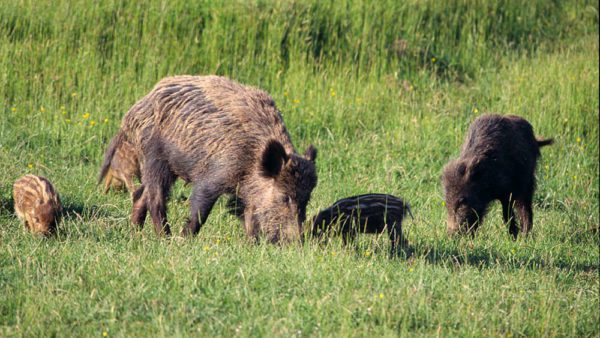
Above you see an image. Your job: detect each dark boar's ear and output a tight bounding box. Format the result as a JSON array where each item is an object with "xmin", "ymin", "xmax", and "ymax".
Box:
[
  {"xmin": 304, "ymin": 145, "xmax": 317, "ymax": 163},
  {"xmin": 466, "ymin": 157, "xmax": 483, "ymax": 179},
  {"xmin": 261, "ymin": 140, "xmax": 289, "ymax": 178},
  {"xmin": 457, "ymin": 161, "xmax": 466, "ymax": 176}
]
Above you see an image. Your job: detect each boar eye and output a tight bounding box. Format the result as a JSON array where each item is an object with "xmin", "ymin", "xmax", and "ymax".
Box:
[{"xmin": 458, "ymin": 197, "xmax": 466, "ymax": 205}]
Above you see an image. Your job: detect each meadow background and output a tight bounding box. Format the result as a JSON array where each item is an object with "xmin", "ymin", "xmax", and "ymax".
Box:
[{"xmin": 0, "ymin": 0, "xmax": 598, "ymax": 336}]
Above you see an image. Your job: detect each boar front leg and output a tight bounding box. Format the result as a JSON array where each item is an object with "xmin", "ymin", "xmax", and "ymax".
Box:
[
  {"xmin": 243, "ymin": 205, "xmax": 259, "ymax": 242},
  {"xmin": 182, "ymin": 182, "xmax": 220, "ymax": 237}
]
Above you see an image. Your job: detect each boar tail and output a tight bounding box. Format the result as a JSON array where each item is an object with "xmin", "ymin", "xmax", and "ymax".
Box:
[
  {"xmin": 405, "ymin": 202, "xmax": 414, "ymax": 221},
  {"xmin": 98, "ymin": 130, "xmax": 125, "ymax": 185},
  {"xmin": 537, "ymin": 138, "xmax": 554, "ymax": 148}
]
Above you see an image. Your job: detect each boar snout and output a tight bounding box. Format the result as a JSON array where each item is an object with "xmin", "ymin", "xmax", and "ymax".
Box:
[{"xmin": 447, "ymin": 216, "xmax": 461, "ymax": 236}]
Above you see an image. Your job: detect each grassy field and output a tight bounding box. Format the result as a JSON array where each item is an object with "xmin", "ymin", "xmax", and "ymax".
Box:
[{"xmin": 0, "ymin": 0, "xmax": 598, "ymax": 336}]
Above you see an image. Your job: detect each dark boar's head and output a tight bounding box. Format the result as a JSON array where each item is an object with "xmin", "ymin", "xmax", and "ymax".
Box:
[{"xmin": 442, "ymin": 157, "xmax": 489, "ymax": 235}]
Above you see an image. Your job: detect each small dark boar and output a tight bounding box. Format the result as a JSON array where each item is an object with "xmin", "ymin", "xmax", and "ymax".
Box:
[
  {"xmin": 99, "ymin": 139, "xmax": 140, "ymax": 194},
  {"xmin": 13, "ymin": 174, "xmax": 62, "ymax": 236},
  {"xmin": 100, "ymin": 76, "xmax": 318, "ymax": 243},
  {"xmin": 310, "ymin": 194, "xmax": 412, "ymax": 255},
  {"xmin": 442, "ymin": 114, "xmax": 553, "ymax": 238}
]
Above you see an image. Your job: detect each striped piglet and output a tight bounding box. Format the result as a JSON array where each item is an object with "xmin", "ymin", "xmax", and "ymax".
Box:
[
  {"xmin": 310, "ymin": 193, "xmax": 412, "ymax": 255},
  {"xmin": 100, "ymin": 139, "xmax": 141, "ymax": 194},
  {"xmin": 13, "ymin": 174, "xmax": 62, "ymax": 236}
]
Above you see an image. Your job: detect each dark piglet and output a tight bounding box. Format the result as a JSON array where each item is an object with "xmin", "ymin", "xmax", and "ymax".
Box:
[
  {"xmin": 442, "ymin": 114, "xmax": 553, "ymax": 238},
  {"xmin": 310, "ymin": 193, "xmax": 412, "ymax": 256},
  {"xmin": 100, "ymin": 75, "xmax": 317, "ymax": 243}
]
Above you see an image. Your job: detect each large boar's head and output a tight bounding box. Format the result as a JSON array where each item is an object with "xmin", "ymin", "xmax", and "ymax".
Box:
[{"xmin": 245, "ymin": 140, "xmax": 317, "ymax": 244}]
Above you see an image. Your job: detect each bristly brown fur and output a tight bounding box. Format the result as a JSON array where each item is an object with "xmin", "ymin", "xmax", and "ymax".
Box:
[
  {"xmin": 442, "ymin": 114, "xmax": 553, "ymax": 238},
  {"xmin": 13, "ymin": 174, "xmax": 62, "ymax": 236},
  {"xmin": 106, "ymin": 75, "xmax": 318, "ymax": 242}
]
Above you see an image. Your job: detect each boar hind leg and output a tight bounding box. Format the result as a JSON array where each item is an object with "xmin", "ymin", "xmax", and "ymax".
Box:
[
  {"xmin": 144, "ymin": 159, "xmax": 176, "ymax": 236},
  {"xmin": 388, "ymin": 223, "xmax": 409, "ymax": 257},
  {"xmin": 501, "ymin": 197, "xmax": 519, "ymax": 239},
  {"xmin": 181, "ymin": 182, "xmax": 220, "ymax": 237},
  {"xmin": 103, "ymin": 171, "xmax": 113, "ymax": 194},
  {"xmin": 515, "ymin": 197, "xmax": 533, "ymax": 236},
  {"xmin": 131, "ymin": 185, "xmax": 148, "ymax": 229}
]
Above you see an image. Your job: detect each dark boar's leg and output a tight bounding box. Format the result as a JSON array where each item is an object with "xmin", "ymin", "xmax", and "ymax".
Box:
[
  {"xmin": 143, "ymin": 156, "xmax": 175, "ymax": 236},
  {"xmin": 181, "ymin": 182, "xmax": 220, "ymax": 237},
  {"xmin": 131, "ymin": 185, "xmax": 147, "ymax": 229},
  {"xmin": 501, "ymin": 197, "xmax": 519, "ymax": 239},
  {"xmin": 515, "ymin": 196, "xmax": 533, "ymax": 236},
  {"xmin": 389, "ymin": 222, "xmax": 409, "ymax": 257}
]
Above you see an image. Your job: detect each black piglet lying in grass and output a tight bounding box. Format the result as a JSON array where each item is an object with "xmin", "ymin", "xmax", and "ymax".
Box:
[{"xmin": 309, "ymin": 194, "xmax": 413, "ymax": 256}]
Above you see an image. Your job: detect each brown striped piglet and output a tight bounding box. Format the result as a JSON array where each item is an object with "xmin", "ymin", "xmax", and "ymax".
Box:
[{"xmin": 13, "ymin": 174, "xmax": 62, "ymax": 236}]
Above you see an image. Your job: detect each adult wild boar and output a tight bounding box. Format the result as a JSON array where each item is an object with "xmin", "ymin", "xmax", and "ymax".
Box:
[
  {"xmin": 100, "ymin": 76, "xmax": 317, "ymax": 243},
  {"xmin": 442, "ymin": 114, "xmax": 553, "ymax": 238}
]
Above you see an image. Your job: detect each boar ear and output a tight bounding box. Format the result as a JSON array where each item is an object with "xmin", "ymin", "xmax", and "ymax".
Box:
[
  {"xmin": 456, "ymin": 161, "xmax": 466, "ymax": 177},
  {"xmin": 261, "ymin": 140, "xmax": 289, "ymax": 178},
  {"xmin": 466, "ymin": 157, "xmax": 483, "ymax": 179},
  {"xmin": 304, "ymin": 145, "xmax": 317, "ymax": 163}
]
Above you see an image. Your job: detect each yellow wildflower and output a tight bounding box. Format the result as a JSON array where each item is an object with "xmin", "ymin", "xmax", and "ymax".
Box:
[
  {"xmin": 66, "ymin": 119, "xmax": 71, "ymax": 123},
  {"xmin": 576, "ymin": 137, "xmax": 581, "ymax": 143},
  {"xmin": 83, "ymin": 113, "xmax": 90, "ymax": 119},
  {"xmin": 473, "ymin": 108, "xmax": 479, "ymax": 113},
  {"xmin": 11, "ymin": 107, "xmax": 16, "ymax": 112},
  {"xmin": 293, "ymin": 99, "xmax": 300, "ymax": 104},
  {"xmin": 379, "ymin": 293, "xmax": 384, "ymax": 299},
  {"xmin": 27, "ymin": 163, "xmax": 33, "ymax": 169},
  {"xmin": 284, "ymin": 91, "xmax": 288, "ymax": 97},
  {"xmin": 102, "ymin": 331, "xmax": 108, "ymax": 337},
  {"xmin": 431, "ymin": 57, "xmax": 437, "ymax": 63},
  {"xmin": 330, "ymin": 90, "xmax": 336, "ymax": 97},
  {"xmin": 40, "ymin": 106, "xmax": 45, "ymax": 112},
  {"xmin": 90, "ymin": 120, "xmax": 96, "ymax": 126},
  {"xmin": 71, "ymin": 92, "xmax": 77, "ymax": 97}
]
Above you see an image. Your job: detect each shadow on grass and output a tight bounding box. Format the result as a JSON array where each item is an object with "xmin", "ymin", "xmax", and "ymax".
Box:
[
  {"xmin": 61, "ymin": 202, "xmax": 113, "ymax": 221},
  {"xmin": 0, "ymin": 197, "xmax": 14, "ymax": 214},
  {"xmin": 419, "ymin": 244, "xmax": 598, "ymax": 273}
]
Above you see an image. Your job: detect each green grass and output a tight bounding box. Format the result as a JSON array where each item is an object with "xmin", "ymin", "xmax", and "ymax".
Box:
[{"xmin": 0, "ymin": 0, "xmax": 598, "ymax": 336}]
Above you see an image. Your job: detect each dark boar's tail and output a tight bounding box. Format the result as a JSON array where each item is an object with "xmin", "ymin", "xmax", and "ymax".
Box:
[
  {"xmin": 537, "ymin": 138, "xmax": 554, "ymax": 148},
  {"xmin": 405, "ymin": 202, "xmax": 414, "ymax": 220},
  {"xmin": 98, "ymin": 130, "xmax": 125, "ymax": 185}
]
